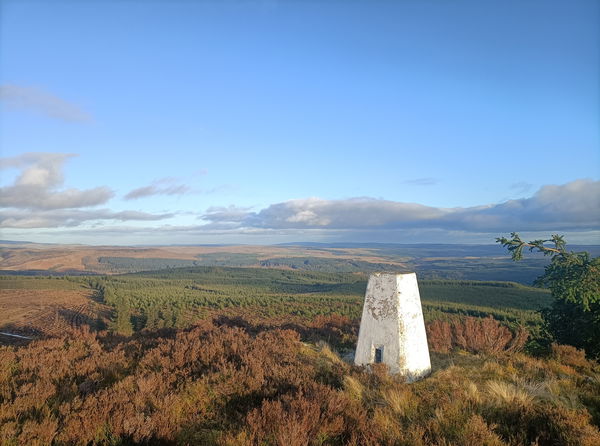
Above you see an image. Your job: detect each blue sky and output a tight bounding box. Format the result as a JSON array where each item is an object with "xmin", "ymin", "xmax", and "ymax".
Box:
[{"xmin": 0, "ymin": 0, "xmax": 598, "ymax": 245}]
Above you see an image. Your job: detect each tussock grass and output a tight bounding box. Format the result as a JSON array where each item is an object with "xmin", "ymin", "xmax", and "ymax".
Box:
[
  {"xmin": 315, "ymin": 340, "xmax": 345, "ymax": 366},
  {"xmin": 464, "ymin": 381, "xmax": 481, "ymax": 404},
  {"xmin": 342, "ymin": 375, "xmax": 364, "ymax": 401},
  {"xmin": 382, "ymin": 387, "xmax": 418, "ymax": 419},
  {"xmin": 486, "ymin": 380, "xmax": 535, "ymax": 407}
]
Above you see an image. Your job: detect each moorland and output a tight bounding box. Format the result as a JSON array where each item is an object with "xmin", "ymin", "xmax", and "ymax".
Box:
[
  {"xmin": 0, "ymin": 242, "xmax": 599, "ymax": 445},
  {"xmin": 5, "ymin": 241, "xmax": 592, "ymax": 282}
]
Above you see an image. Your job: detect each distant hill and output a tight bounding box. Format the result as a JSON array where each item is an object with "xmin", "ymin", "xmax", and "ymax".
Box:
[{"xmin": 0, "ymin": 242, "xmax": 570, "ymax": 284}]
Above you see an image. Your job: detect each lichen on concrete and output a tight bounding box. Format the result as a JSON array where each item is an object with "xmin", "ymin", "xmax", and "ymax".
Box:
[
  {"xmin": 354, "ymin": 272, "xmax": 431, "ymax": 382},
  {"xmin": 365, "ymin": 289, "xmax": 397, "ymax": 321}
]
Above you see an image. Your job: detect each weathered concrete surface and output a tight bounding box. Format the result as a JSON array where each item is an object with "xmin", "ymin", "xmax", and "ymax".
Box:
[{"xmin": 354, "ymin": 272, "xmax": 431, "ymax": 382}]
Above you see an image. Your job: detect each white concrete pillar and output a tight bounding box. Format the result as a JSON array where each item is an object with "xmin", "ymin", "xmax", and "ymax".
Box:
[{"xmin": 354, "ymin": 272, "xmax": 431, "ymax": 382}]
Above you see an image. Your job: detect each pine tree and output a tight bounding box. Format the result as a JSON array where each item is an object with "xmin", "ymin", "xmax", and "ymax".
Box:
[
  {"xmin": 110, "ymin": 292, "xmax": 134, "ymax": 336},
  {"xmin": 497, "ymin": 233, "xmax": 600, "ymax": 358}
]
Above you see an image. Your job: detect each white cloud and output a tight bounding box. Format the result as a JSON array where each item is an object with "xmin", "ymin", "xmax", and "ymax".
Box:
[
  {"xmin": 0, "ymin": 185, "xmax": 114, "ymax": 210},
  {"xmin": 1, "ymin": 152, "xmax": 72, "ymax": 187},
  {"xmin": 0, "ymin": 152, "xmax": 176, "ymax": 228},
  {"xmin": 201, "ymin": 180, "xmax": 600, "ymax": 233},
  {"xmin": 0, "ymin": 209, "xmax": 174, "ymax": 229},
  {"xmin": 242, "ymin": 197, "xmax": 447, "ymax": 229},
  {"xmin": 2, "ymin": 157, "xmax": 597, "ymax": 243},
  {"xmin": 444, "ymin": 179, "xmax": 600, "ymax": 231},
  {"xmin": 0, "ymin": 153, "xmax": 114, "ymax": 210},
  {"xmin": 202, "ymin": 205, "xmax": 252, "ymax": 222},
  {"xmin": 0, "ymin": 84, "xmax": 92, "ymax": 122}
]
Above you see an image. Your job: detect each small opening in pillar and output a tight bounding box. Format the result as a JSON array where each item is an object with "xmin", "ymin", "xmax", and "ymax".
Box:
[{"xmin": 374, "ymin": 346, "xmax": 384, "ymax": 363}]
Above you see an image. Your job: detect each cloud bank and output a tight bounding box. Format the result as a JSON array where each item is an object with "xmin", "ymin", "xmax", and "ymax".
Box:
[
  {"xmin": 1, "ymin": 153, "xmax": 597, "ymax": 243},
  {"xmin": 201, "ymin": 179, "xmax": 600, "ymax": 234},
  {"xmin": 0, "ymin": 84, "xmax": 92, "ymax": 122},
  {"xmin": 0, "ymin": 209, "xmax": 174, "ymax": 229},
  {"xmin": 0, "ymin": 153, "xmax": 174, "ymax": 228}
]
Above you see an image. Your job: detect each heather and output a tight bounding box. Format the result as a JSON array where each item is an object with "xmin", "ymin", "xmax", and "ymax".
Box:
[
  {"xmin": 1, "ymin": 317, "xmax": 599, "ymax": 445},
  {"xmin": 1, "ymin": 265, "xmax": 598, "ymax": 445}
]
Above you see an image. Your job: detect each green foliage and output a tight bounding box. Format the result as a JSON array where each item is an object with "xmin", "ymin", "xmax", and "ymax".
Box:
[
  {"xmin": 497, "ymin": 233, "xmax": 600, "ymax": 310},
  {"xmin": 534, "ymin": 252, "xmax": 599, "ymax": 311},
  {"xmin": 542, "ymin": 300, "xmax": 600, "ymax": 359},
  {"xmin": 497, "ymin": 232, "xmax": 567, "ymax": 261},
  {"xmin": 97, "ymin": 257, "xmax": 201, "ymax": 273},
  {"xmin": 419, "ymin": 280, "xmax": 552, "ymax": 311},
  {"xmin": 498, "ymin": 233, "xmax": 600, "ymax": 358},
  {"xmin": 108, "ymin": 291, "xmax": 134, "ymax": 336},
  {"xmin": 1, "ymin": 267, "xmax": 554, "ymax": 344},
  {"xmin": 73, "ymin": 266, "xmax": 551, "ymax": 337}
]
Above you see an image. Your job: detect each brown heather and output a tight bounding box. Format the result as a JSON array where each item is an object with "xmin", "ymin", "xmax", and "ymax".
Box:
[
  {"xmin": 1, "ymin": 317, "xmax": 599, "ymax": 445},
  {"xmin": 426, "ymin": 315, "xmax": 529, "ymax": 355}
]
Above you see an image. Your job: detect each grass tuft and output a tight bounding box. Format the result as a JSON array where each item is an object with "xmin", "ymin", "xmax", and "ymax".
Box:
[{"xmin": 486, "ymin": 380, "xmax": 535, "ymax": 407}]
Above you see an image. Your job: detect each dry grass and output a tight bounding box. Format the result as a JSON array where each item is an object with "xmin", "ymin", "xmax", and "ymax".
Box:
[
  {"xmin": 486, "ymin": 380, "xmax": 536, "ymax": 407},
  {"xmin": 315, "ymin": 340, "xmax": 345, "ymax": 366},
  {"xmin": 343, "ymin": 375, "xmax": 364, "ymax": 401},
  {"xmin": 382, "ymin": 387, "xmax": 418, "ymax": 419}
]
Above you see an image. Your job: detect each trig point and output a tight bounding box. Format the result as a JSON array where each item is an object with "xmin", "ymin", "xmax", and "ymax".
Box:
[{"xmin": 354, "ymin": 272, "xmax": 431, "ymax": 382}]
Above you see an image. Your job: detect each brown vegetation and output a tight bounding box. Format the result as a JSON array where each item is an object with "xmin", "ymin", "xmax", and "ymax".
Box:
[
  {"xmin": 426, "ymin": 316, "xmax": 529, "ymax": 355},
  {"xmin": 0, "ymin": 244, "xmax": 403, "ymax": 274},
  {"xmin": 0, "ymin": 286, "xmax": 110, "ymax": 343},
  {"xmin": 1, "ymin": 318, "xmax": 598, "ymax": 445}
]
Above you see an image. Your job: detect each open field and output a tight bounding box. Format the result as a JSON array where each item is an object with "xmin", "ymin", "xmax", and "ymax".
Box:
[{"xmin": 0, "ymin": 277, "xmax": 111, "ymax": 343}]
